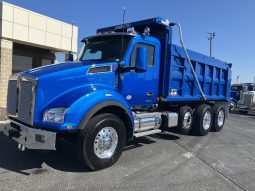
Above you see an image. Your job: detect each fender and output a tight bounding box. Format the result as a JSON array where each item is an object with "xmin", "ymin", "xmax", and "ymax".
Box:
[
  {"xmin": 230, "ymin": 98, "xmax": 237, "ymax": 103},
  {"xmin": 64, "ymin": 89, "xmax": 134, "ymax": 130},
  {"xmin": 34, "ymin": 84, "xmax": 114, "ymax": 127}
]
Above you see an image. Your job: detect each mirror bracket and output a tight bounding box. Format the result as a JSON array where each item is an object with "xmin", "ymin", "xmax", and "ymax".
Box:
[{"xmin": 119, "ymin": 64, "xmax": 135, "ymax": 73}]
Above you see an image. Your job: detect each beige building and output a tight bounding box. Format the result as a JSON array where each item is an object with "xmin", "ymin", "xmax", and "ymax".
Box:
[{"xmin": 0, "ymin": 2, "xmax": 78, "ymax": 109}]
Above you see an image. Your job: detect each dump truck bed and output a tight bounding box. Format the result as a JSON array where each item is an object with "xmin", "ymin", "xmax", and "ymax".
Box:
[{"xmin": 165, "ymin": 44, "xmax": 231, "ymax": 102}]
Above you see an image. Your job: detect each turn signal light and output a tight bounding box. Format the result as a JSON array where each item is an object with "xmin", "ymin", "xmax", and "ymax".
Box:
[{"xmin": 67, "ymin": 126, "xmax": 74, "ymax": 129}]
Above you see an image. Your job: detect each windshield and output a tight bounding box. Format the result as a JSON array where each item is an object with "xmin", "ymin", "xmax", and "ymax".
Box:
[
  {"xmin": 247, "ymin": 84, "xmax": 254, "ymax": 91},
  {"xmin": 79, "ymin": 35, "xmax": 132, "ymax": 62},
  {"xmin": 231, "ymin": 85, "xmax": 243, "ymax": 91},
  {"xmin": 231, "ymin": 84, "xmax": 254, "ymax": 91}
]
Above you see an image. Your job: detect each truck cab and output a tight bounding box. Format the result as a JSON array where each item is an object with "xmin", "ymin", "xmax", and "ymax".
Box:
[
  {"xmin": 230, "ymin": 83, "xmax": 254, "ymax": 111},
  {"xmin": 235, "ymin": 83, "xmax": 255, "ymax": 114},
  {"xmin": 0, "ymin": 17, "xmax": 231, "ymax": 170},
  {"xmin": 79, "ymin": 33, "xmax": 161, "ymax": 108}
]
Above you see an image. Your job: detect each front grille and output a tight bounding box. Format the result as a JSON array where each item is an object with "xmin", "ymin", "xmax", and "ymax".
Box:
[
  {"xmin": 243, "ymin": 94, "xmax": 253, "ymax": 105},
  {"xmin": 6, "ymin": 75, "xmax": 35, "ymax": 125},
  {"xmin": 7, "ymin": 79, "xmax": 18, "ymax": 114},
  {"xmin": 18, "ymin": 81, "xmax": 33, "ymax": 120}
]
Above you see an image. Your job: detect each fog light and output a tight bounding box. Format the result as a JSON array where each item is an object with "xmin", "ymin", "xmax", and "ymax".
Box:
[{"xmin": 67, "ymin": 126, "xmax": 74, "ymax": 129}]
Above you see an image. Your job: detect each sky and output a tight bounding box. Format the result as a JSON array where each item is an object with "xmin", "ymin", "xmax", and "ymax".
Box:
[{"xmin": 3, "ymin": 0, "xmax": 255, "ymax": 83}]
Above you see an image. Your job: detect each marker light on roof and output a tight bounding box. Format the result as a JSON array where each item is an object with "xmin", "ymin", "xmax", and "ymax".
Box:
[
  {"xmin": 160, "ymin": 19, "xmax": 170, "ymax": 26},
  {"xmin": 144, "ymin": 27, "xmax": 150, "ymax": 36}
]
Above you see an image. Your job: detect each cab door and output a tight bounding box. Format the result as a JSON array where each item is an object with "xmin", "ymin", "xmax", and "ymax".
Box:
[{"xmin": 120, "ymin": 39, "xmax": 160, "ymax": 107}]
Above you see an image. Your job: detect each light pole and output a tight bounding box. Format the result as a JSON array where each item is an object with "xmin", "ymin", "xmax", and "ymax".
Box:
[{"xmin": 208, "ymin": 32, "xmax": 216, "ymax": 58}]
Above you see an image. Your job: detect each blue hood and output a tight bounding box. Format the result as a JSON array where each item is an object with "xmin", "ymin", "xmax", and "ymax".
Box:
[
  {"xmin": 23, "ymin": 61, "xmax": 97, "ymax": 78},
  {"xmin": 25, "ymin": 61, "xmax": 117, "ymax": 125}
]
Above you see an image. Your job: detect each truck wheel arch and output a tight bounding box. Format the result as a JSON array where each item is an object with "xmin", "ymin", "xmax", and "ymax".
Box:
[
  {"xmin": 230, "ymin": 98, "xmax": 237, "ymax": 105},
  {"xmin": 78, "ymin": 101, "xmax": 134, "ymax": 142}
]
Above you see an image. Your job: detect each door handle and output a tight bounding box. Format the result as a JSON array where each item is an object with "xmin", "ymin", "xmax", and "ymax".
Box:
[{"xmin": 146, "ymin": 92, "xmax": 154, "ymax": 97}]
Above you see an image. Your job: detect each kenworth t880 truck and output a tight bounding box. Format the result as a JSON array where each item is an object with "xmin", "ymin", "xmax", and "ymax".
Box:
[{"xmin": 0, "ymin": 17, "xmax": 231, "ymax": 170}]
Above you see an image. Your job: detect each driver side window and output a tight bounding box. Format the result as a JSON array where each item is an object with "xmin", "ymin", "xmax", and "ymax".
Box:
[{"xmin": 130, "ymin": 43, "xmax": 155, "ymax": 67}]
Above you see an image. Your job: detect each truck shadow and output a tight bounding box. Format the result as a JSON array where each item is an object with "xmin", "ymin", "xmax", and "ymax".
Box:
[
  {"xmin": 0, "ymin": 132, "xmax": 180, "ymax": 175},
  {"xmin": 231, "ymin": 111, "xmax": 255, "ymax": 117},
  {"xmin": 248, "ymin": 116, "xmax": 255, "ymax": 119},
  {"xmin": 125, "ymin": 133, "xmax": 180, "ymax": 151},
  {"xmin": 0, "ymin": 134, "xmax": 89, "ymax": 175},
  {"xmin": 164, "ymin": 126, "xmax": 198, "ymax": 136}
]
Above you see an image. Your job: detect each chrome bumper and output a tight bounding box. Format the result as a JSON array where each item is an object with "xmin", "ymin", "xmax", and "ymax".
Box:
[
  {"xmin": 238, "ymin": 104, "xmax": 255, "ymax": 111},
  {"xmin": 0, "ymin": 120, "xmax": 56, "ymax": 150}
]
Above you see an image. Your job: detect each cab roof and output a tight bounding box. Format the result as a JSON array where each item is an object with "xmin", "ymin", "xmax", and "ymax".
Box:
[{"xmin": 96, "ymin": 17, "xmax": 171, "ymax": 34}]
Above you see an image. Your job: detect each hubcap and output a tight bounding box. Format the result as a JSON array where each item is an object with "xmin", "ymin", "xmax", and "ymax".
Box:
[
  {"xmin": 183, "ymin": 112, "xmax": 192, "ymax": 129},
  {"xmin": 203, "ymin": 111, "xmax": 211, "ymax": 130},
  {"xmin": 217, "ymin": 109, "xmax": 225, "ymax": 127},
  {"xmin": 94, "ymin": 127, "xmax": 118, "ymax": 159},
  {"xmin": 230, "ymin": 102, "xmax": 235, "ymax": 111}
]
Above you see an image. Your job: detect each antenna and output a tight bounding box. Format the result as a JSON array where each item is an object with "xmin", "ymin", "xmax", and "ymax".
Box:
[
  {"xmin": 117, "ymin": 5, "xmax": 126, "ymax": 92},
  {"xmin": 120, "ymin": 6, "xmax": 126, "ymax": 60},
  {"xmin": 122, "ymin": 6, "xmax": 126, "ymax": 26}
]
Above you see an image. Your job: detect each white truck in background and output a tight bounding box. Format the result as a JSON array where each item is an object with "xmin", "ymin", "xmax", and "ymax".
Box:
[
  {"xmin": 238, "ymin": 91, "xmax": 255, "ymax": 114},
  {"xmin": 238, "ymin": 79, "xmax": 255, "ymax": 114}
]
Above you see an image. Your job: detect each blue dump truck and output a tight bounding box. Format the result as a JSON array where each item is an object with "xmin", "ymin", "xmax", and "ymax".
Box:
[{"xmin": 0, "ymin": 17, "xmax": 231, "ymax": 170}]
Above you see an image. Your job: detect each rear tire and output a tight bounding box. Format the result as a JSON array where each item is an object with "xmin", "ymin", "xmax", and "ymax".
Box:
[
  {"xmin": 212, "ymin": 103, "xmax": 226, "ymax": 132},
  {"xmin": 76, "ymin": 113, "xmax": 126, "ymax": 170},
  {"xmin": 194, "ymin": 104, "xmax": 213, "ymax": 136},
  {"xmin": 177, "ymin": 106, "xmax": 193, "ymax": 135}
]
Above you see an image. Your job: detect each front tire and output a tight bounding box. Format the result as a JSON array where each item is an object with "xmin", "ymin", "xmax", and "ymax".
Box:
[
  {"xmin": 76, "ymin": 113, "xmax": 126, "ymax": 170},
  {"xmin": 194, "ymin": 104, "xmax": 213, "ymax": 136},
  {"xmin": 229, "ymin": 100, "xmax": 236, "ymax": 112}
]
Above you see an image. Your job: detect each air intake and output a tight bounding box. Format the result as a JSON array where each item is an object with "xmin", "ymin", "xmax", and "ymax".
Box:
[{"xmin": 88, "ymin": 66, "xmax": 112, "ymax": 74}]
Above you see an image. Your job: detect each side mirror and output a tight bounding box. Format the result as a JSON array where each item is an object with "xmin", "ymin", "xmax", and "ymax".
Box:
[
  {"xmin": 66, "ymin": 53, "xmax": 74, "ymax": 62},
  {"xmin": 135, "ymin": 47, "xmax": 147, "ymax": 73}
]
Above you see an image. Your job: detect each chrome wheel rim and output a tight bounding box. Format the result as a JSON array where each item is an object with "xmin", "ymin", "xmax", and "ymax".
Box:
[
  {"xmin": 217, "ymin": 109, "xmax": 225, "ymax": 127},
  {"xmin": 94, "ymin": 127, "xmax": 118, "ymax": 159},
  {"xmin": 203, "ymin": 111, "xmax": 211, "ymax": 130},
  {"xmin": 229, "ymin": 102, "xmax": 235, "ymax": 111},
  {"xmin": 183, "ymin": 112, "xmax": 192, "ymax": 129}
]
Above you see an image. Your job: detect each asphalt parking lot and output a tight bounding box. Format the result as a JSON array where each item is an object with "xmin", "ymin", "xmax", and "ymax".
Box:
[{"xmin": 0, "ymin": 113, "xmax": 255, "ymax": 191}]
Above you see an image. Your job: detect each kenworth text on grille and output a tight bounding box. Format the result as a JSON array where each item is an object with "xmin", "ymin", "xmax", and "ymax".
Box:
[{"xmin": 0, "ymin": 17, "xmax": 232, "ymax": 170}]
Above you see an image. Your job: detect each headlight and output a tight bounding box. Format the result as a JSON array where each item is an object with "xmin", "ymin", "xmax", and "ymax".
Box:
[{"xmin": 43, "ymin": 107, "xmax": 68, "ymax": 124}]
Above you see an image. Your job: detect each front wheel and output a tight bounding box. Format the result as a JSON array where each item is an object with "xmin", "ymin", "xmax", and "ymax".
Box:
[
  {"xmin": 229, "ymin": 100, "xmax": 236, "ymax": 112},
  {"xmin": 76, "ymin": 113, "xmax": 126, "ymax": 170}
]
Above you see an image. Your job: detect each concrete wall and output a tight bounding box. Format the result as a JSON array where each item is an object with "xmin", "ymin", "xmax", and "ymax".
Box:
[
  {"xmin": 0, "ymin": 39, "xmax": 12, "ymax": 108},
  {"xmin": 0, "ymin": 2, "xmax": 78, "ymax": 53},
  {"xmin": 0, "ymin": 2, "xmax": 80, "ymax": 109}
]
